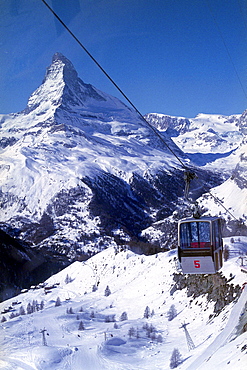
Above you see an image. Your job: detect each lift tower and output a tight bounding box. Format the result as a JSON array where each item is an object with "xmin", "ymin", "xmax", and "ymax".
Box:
[{"xmin": 180, "ymin": 322, "xmax": 195, "ymax": 351}]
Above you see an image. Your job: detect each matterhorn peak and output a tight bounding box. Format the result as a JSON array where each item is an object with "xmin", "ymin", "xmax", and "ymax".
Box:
[
  {"xmin": 52, "ymin": 52, "xmax": 74, "ymax": 66},
  {"xmin": 46, "ymin": 52, "xmax": 78, "ymax": 85},
  {"xmin": 26, "ymin": 53, "xmax": 108, "ymax": 114}
]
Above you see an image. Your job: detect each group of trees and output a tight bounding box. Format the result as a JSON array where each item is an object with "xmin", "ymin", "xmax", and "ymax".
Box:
[
  {"xmin": 105, "ymin": 314, "xmax": 116, "ymax": 323},
  {"xmin": 127, "ymin": 323, "xmax": 163, "ymax": 343},
  {"xmin": 0, "ymin": 290, "xmax": 185, "ymax": 369},
  {"xmin": 65, "ymin": 274, "xmax": 73, "ymax": 284},
  {"xmin": 143, "ymin": 304, "xmax": 177, "ymax": 321},
  {"xmin": 51, "ymin": 291, "xmax": 182, "ymax": 368},
  {"xmin": 143, "ymin": 306, "xmax": 155, "ymax": 319},
  {"xmin": 1, "ymin": 300, "xmax": 45, "ymax": 322}
]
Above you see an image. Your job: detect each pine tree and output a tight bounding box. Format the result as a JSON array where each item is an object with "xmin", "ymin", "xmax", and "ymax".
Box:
[
  {"xmin": 104, "ymin": 285, "xmax": 111, "ymax": 297},
  {"xmin": 65, "ymin": 274, "xmax": 72, "ymax": 284},
  {"xmin": 66, "ymin": 307, "xmax": 74, "ymax": 314},
  {"xmin": 170, "ymin": 348, "xmax": 183, "ymax": 369},
  {"xmin": 146, "ymin": 324, "xmax": 156, "ymax": 338},
  {"xmin": 32, "ymin": 300, "xmax": 37, "ymax": 312},
  {"xmin": 142, "ymin": 323, "xmax": 149, "ymax": 331},
  {"xmin": 128, "ymin": 326, "xmax": 136, "ymax": 338},
  {"xmin": 1, "ymin": 316, "xmax": 7, "ymax": 322},
  {"xmin": 92, "ymin": 284, "xmax": 98, "ymax": 292},
  {"xmin": 157, "ymin": 334, "xmax": 163, "ymax": 343},
  {"xmin": 167, "ymin": 304, "xmax": 177, "ymax": 321},
  {"xmin": 27, "ymin": 302, "xmax": 33, "ymax": 314},
  {"xmin": 120, "ymin": 311, "xmax": 128, "ymax": 321},
  {"xmin": 19, "ymin": 306, "xmax": 26, "ymax": 315},
  {"xmin": 144, "ymin": 306, "xmax": 151, "ymax": 319},
  {"xmin": 136, "ymin": 327, "xmax": 140, "ymax": 339},
  {"xmin": 55, "ymin": 297, "xmax": 61, "ymax": 307},
  {"xmin": 9, "ymin": 312, "xmax": 16, "ymax": 319},
  {"xmin": 78, "ymin": 321, "xmax": 85, "ymax": 330}
]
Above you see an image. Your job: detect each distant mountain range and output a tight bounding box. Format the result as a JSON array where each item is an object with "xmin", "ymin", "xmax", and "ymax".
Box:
[{"xmin": 0, "ymin": 53, "xmax": 246, "ymax": 298}]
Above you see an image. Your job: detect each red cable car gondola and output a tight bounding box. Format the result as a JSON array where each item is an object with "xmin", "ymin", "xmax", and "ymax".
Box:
[{"xmin": 178, "ymin": 216, "xmax": 223, "ymax": 274}]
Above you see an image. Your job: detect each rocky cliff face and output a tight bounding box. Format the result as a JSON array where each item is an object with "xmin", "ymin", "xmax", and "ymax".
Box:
[
  {"xmin": 171, "ymin": 272, "xmax": 241, "ymax": 315},
  {"xmin": 238, "ymin": 109, "xmax": 247, "ymax": 135}
]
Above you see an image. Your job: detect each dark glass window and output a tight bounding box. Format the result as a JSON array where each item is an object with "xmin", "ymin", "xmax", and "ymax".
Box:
[
  {"xmin": 180, "ymin": 221, "xmax": 211, "ymax": 249},
  {"xmin": 212, "ymin": 220, "xmax": 221, "ymax": 249}
]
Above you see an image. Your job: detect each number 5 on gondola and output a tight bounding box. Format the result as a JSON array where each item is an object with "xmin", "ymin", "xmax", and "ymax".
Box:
[{"xmin": 178, "ymin": 217, "xmax": 223, "ymax": 274}]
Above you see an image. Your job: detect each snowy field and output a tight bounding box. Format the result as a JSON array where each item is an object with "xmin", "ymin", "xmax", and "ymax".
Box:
[{"xmin": 0, "ymin": 237, "xmax": 247, "ymax": 370}]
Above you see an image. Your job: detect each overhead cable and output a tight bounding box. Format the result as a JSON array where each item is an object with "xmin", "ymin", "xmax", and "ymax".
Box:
[
  {"xmin": 41, "ymin": 0, "xmax": 187, "ymax": 170},
  {"xmin": 40, "ymin": 0, "xmax": 241, "ymax": 221}
]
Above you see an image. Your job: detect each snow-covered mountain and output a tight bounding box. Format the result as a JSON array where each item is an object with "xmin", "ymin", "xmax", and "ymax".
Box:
[
  {"xmin": 0, "ymin": 53, "xmax": 225, "ymax": 260},
  {"xmin": 1, "ymin": 52, "xmax": 246, "ymax": 301},
  {"xmin": 145, "ymin": 111, "xmax": 246, "ymax": 174},
  {"xmin": 0, "ymin": 238, "xmax": 247, "ymax": 369},
  {"xmin": 1, "ymin": 53, "xmax": 247, "ymax": 369},
  {"xmin": 0, "ymin": 53, "xmax": 182, "ymax": 248},
  {"xmin": 145, "ymin": 112, "xmax": 243, "ymax": 158},
  {"xmin": 144, "ymin": 111, "xmax": 247, "ymax": 240}
]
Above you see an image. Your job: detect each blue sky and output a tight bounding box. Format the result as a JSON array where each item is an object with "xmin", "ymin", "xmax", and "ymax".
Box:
[{"xmin": 1, "ymin": 0, "xmax": 246, "ymax": 117}]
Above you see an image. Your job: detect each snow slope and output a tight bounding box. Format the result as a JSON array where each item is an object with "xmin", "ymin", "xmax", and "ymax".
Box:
[{"xmin": 1, "ymin": 237, "xmax": 247, "ymax": 369}]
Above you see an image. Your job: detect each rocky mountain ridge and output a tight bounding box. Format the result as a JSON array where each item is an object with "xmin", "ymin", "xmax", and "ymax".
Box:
[{"xmin": 145, "ymin": 112, "xmax": 244, "ymax": 156}]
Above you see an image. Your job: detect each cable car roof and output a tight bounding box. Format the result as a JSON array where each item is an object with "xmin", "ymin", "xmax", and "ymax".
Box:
[{"xmin": 179, "ymin": 216, "xmax": 221, "ymax": 224}]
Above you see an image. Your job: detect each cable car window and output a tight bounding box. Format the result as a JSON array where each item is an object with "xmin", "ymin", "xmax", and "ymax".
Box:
[
  {"xmin": 213, "ymin": 220, "xmax": 220, "ymax": 249},
  {"xmin": 180, "ymin": 221, "xmax": 211, "ymax": 249}
]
